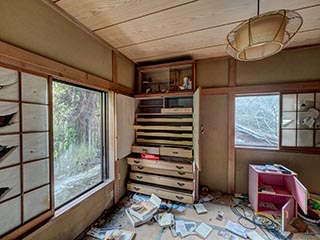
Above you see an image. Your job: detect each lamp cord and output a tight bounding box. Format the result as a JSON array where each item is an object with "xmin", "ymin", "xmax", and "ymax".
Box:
[{"xmin": 257, "ymin": 0, "xmax": 260, "ymax": 15}]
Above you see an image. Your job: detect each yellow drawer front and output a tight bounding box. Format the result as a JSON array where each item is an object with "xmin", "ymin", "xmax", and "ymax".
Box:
[
  {"xmin": 131, "ymin": 165, "xmax": 194, "ymax": 179},
  {"xmin": 131, "ymin": 145, "xmax": 159, "ymax": 155},
  {"xmin": 127, "ymin": 157, "xmax": 193, "ymax": 173},
  {"xmin": 130, "ymin": 172, "xmax": 194, "ymax": 190},
  {"xmin": 127, "ymin": 182, "xmax": 193, "ymax": 204},
  {"xmin": 160, "ymin": 147, "xmax": 192, "ymax": 158}
]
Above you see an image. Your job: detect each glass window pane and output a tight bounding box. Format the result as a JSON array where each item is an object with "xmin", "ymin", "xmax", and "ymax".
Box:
[
  {"xmin": 297, "ymin": 111, "xmax": 316, "ymax": 129},
  {"xmin": 53, "ymin": 81, "xmax": 103, "ymax": 208},
  {"xmin": 316, "ymin": 130, "xmax": 320, "ymax": 147},
  {"xmin": 282, "ymin": 130, "xmax": 296, "ymax": 146},
  {"xmin": 316, "ymin": 93, "xmax": 320, "ymax": 109},
  {"xmin": 282, "ymin": 112, "xmax": 296, "ymax": 129},
  {"xmin": 297, "ymin": 93, "xmax": 314, "ymax": 111},
  {"xmin": 282, "ymin": 94, "xmax": 296, "ymax": 111},
  {"xmin": 235, "ymin": 95, "xmax": 279, "ymax": 148},
  {"xmin": 297, "ymin": 130, "xmax": 313, "ymax": 147}
]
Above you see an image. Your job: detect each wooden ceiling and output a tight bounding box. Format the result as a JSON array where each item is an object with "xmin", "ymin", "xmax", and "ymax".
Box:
[{"xmin": 51, "ymin": 0, "xmax": 320, "ymax": 63}]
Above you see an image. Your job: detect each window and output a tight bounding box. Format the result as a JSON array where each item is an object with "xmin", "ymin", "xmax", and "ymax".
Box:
[
  {"xmin": 281, "ymin": 92, "xmax": 320, "ymax": 148},
  {"xmin": 235, "ymin": 94, "xmax": 279, "ymax": 148},
  {"xmin": 52, "ymin": 81, "xmax": 105, "ymax": 208}
]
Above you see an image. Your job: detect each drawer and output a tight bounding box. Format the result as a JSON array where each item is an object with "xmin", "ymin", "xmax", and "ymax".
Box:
[
  {"xmin": 127, "ymin": 182, "xmax": 193, "ymax": 204},
  {"xmin": 160, "ymin": 147, "xmax": 192, "ymax": 158},
  {"xmin": 131, "ymin": 145, "xmax": 159, "ymax": 155},
  {"xmin": 131, "ymin": 165, "xmax": 193, "ymax": 179},
  {"xmin": 127, "ymin": 157, "xmax": 193, "ymax": 173},
  {"xmin": 130, "ymin": 172, "xmax": 194, "ymax": 190}
]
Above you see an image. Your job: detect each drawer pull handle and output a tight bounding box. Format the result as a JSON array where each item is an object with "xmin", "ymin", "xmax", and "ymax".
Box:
[
  {"xmin": 136, "ymin": 176, "xmax": 143, "ymax": 179},
  {"xmin": 176, "ymin": 195, "xmax": 184, "ymax": 200},
  {"xmin": 178, "ymin": 172, "xmax": 185, "ymax": 175},
  {"xmin": 133, "ymin": 187, "xmax": 140, "ymax": 191},
  {"xmin": 176, "ymin": 166, "xmax": 184, "ymax": 169},
  {"xmin": 137, "ymin": 166, "xmax": 144, "ymax": 170},
  {"xmin": 172, "ymin": 151, "xmax": 179, "ymax": 154},
  {"xmin": 134, "ymin": 160, "xmax": 140, "ymax": 164},
  {"xmin": 142, "ymin": 149, "xmax": 148, "ymax": 152},
  {"xmin": 177, "ymin": 182, "xmax": 185, "ymax": 186}
]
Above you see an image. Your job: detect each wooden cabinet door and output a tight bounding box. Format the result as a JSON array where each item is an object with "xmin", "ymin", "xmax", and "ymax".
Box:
[
  {"xmin": 116, "ymin": 94, "xmax": 135, "ymax": 159},
  {"xmin": 284, "ymin": 175, "xmax": 308, "ymax": 214},
  {"xmin": 282, "ymin": 197, "xmax": 295, "ymax": 231},
  {"xmin": 193, "ymin": 88, "xmax": 201, "ymax": 170}
]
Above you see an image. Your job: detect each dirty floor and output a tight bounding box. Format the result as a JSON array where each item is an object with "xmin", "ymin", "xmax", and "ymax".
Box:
[{"xmin": 82, "ymin": 195, "xmax": 320, "ymax": 240}]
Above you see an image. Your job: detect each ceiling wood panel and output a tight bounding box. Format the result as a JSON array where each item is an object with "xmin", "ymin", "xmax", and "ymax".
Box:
[
  {"xmin": 119, "ymin": 24, "xmax": 237, "ymax": 60},
  {"xmin": 56, "ymin": 0, "xmax": 194, "ymax": 30},
  {"xmin": 260, "ymin": 0, "xmax": 320, "ymax": 13},
  {"xmin": 288, "ymin": 29, "xmax": 320, "ymax": 47},
  {"xmin": 95, "ymin": 0, "xmax": 257, "ymax": 48},
  {"xmin": 51, "ymin": 0, "xmax": 320, "ymax": 63},
  {"xmin": 297, "ymin": 5, "xmax": 320, "ymax": 31},
  {"xmin": 131, "ymin": 45, "xmax": 228, "ymax": 62}
]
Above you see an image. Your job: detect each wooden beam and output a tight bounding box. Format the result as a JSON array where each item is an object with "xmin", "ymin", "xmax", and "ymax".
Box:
[
  {"xmin": 0, "ymin": 41, "xmax": 134, "ymax": 95},
  {"xmin": 202, "ymin": 80, "xmax": 320, "ymax": 95},
  {"xmin": 228, "ymin": 58, "xmax": 236, "ymax": 87},
  {"xmin": 228, "ymin": 93, "xmax": 235, "ymax": 194},
  {"xmin": 112, "ymin": 51, "xmax": 117, "ymax": 84}
]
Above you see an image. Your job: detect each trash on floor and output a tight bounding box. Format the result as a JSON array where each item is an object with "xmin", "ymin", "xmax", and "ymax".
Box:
[
  {"xmin": 195, "ymin": 222, "xmax": 213, "ymax": 238},
  {"xmin": 193, "ymin": 203, "xmax": 207, "ymax": 214},
  {"xmin": 175, "ymin": 220, "xmax": 197, "ymax": 238},
  {"xmin": 104, "ymin": 230, "xmax": 135, "ymax": 240},
  {"xmin": 128, "ymin": 194, "xmax": 161, "ymax": 221},
  {"xmin": 216, "ymin": 210, "xmax": 224, "ymax": 221},
  {"xmin": 171, "ymin": 202, "xmax": 189, "ymax": 213},
  {"xmin": 155, "ymin": 212, "xmax": 174, "ymax": 228},
  {"xmin": 87, "ymin": 227, "xmax": 120, "ymax": 239}
]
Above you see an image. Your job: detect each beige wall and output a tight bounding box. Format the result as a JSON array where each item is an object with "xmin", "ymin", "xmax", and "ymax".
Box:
[
  {"xmin": 237, "ymin": 47, "xmax": 320, "ymax": 85},
  {"xmin": 197, "ymin": 46, "xmax": 320, "ymax": 195},
  {"xmin": 196, "ymin": 59, "xmax": 228, "ymax": 87},
  {"xmin": 25, "ymin": 184, "xmax": 113, "ymax": 240},
  {"xmin": 0, "ymin": 0, "xmax": 113, "ymax": 80},
  {"xmin": 117, "ymin": 53, "xmax": 136, "ymax": 89}
]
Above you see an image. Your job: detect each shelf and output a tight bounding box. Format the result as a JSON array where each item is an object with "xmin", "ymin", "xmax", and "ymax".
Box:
[
  {"xmin": 136, "ymin": 132, "xmax": 192, "ymax": 138},
  {"xmin": 136, "ymin": 138, "xmax": 193, "ymax": 146},
  {"xmin": 135, "ymin": 91, "xmax": 193, "ymax": 98},
  {"xmin": 136, "ymin": 112, "xmax": 192, "ymax": 116},
  {"xmin": 134, "ymin": 125, "xmax": 192, "ymax": 131},
  {"xmin": 138, "ymin": 105, "xmax": 163, "ymax": 108},
  {"xmin": 136, "ymin": 117, "xmax": 193, "ymax": 123},
  {"xmin": 258, "ymin": 185, "xmax": 292, "ymax": 197}
]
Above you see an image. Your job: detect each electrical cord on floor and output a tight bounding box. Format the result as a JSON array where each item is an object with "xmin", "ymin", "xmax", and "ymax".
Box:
[{"xmin": 230, "ymin": 202, "xmax": 290, "ymax": 240}]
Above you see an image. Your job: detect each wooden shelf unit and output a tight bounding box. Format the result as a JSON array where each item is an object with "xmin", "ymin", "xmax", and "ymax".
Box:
[
  {"xmin": 127, "ymin": 90, "xmax": 200, "ymax": 203},
  {"xmin": 136, "ymin": 60, "xmax": 195, "ymax": 95}
]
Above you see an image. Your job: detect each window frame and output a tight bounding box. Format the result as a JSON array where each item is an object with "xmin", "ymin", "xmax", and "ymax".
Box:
[
  {"xmin": 52, "ymin": 79, "xmax": 109, "ymax": 209},
  {"xmin": 280, "ymin": 91, "xmax": 320, "ymax": 153},
  {"xmin": 234, "ymin": 93, "xmax": 280, "ymax": 150}
]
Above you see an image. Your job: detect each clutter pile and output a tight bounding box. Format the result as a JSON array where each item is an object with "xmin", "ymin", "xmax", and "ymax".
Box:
[{"xmin": 85, "ymin": 188, "xmax": 320, "ymax": 240}]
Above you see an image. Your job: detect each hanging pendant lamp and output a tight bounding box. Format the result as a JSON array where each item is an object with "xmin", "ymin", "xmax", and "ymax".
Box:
[{"xmin": 226, "ymin": 9, "xmax": 303, "ymax": 61}]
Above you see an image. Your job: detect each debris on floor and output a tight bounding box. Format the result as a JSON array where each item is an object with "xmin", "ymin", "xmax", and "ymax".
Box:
[
  {"xmin": 83, "ymin": 192, "xmax": 320, "ymax": 240},
  {"xmin": 86, "ymin": 227, "xmax": 135, "ymax": 240},
  {"xmin": 193, "ymin": 203, "xmax": 208, "ymax": 214}
]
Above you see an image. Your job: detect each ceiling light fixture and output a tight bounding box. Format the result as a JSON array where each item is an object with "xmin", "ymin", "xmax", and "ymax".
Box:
[{"xmin": 226, "ymin": 6, "xmax": 303, "ymax": 61}]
